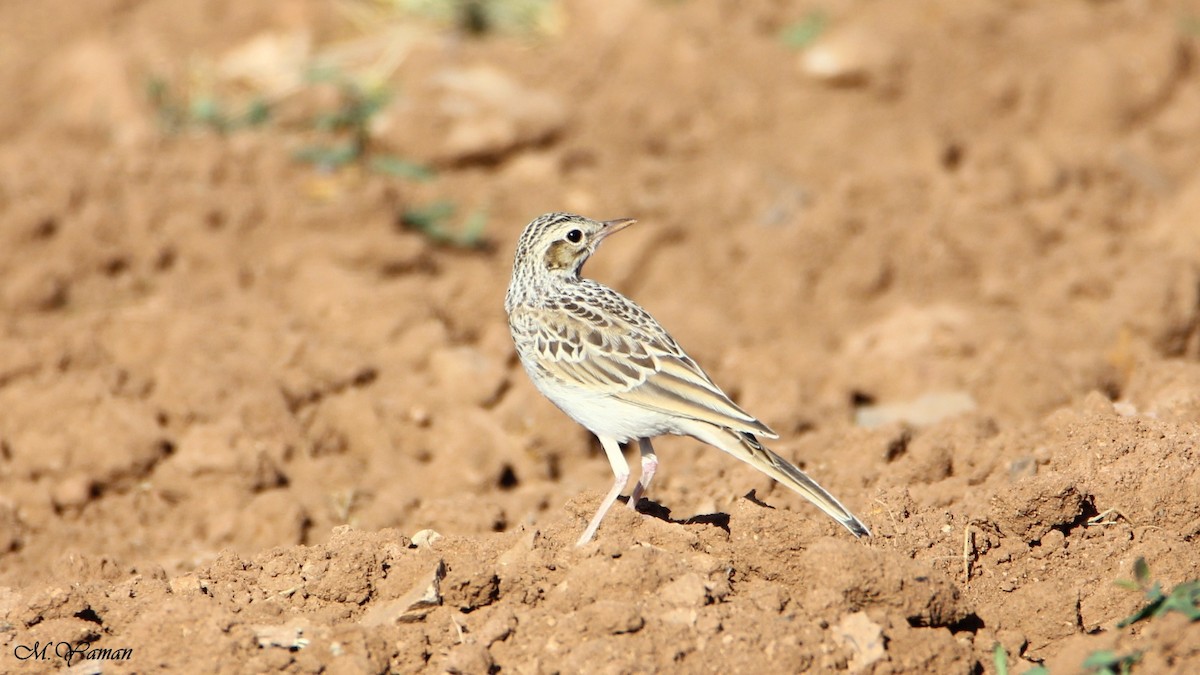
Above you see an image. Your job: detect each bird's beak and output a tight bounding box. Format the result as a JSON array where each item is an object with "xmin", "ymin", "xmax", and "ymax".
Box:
[{"xmin": 595, "ymin": 218, "xmax": 637, "ymax": 243}]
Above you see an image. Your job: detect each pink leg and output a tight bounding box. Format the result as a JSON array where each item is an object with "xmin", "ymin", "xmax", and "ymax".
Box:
[
  {"xmin": 576, "ymin": 436, "xmax": 630, "ymax": 546},
  {"xmin": 628, "ymin": 438, "xmax": 658, "ymax": 510}
]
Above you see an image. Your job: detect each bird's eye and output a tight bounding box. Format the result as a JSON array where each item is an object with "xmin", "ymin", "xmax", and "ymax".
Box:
[{"xmin": 565, "ymin": 229, "xmax": 583, "ymax": 243}]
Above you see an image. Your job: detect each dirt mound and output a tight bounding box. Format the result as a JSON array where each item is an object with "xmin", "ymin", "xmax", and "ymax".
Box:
[{"xmin": 2, "ymin": 0, "xmax": 1198, "ymax": 672}]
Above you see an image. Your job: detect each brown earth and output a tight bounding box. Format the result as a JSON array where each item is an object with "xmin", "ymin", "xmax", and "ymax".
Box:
[{"xmin": 2, "ymin": 0, "xmax": 1200, "ymax": 672}]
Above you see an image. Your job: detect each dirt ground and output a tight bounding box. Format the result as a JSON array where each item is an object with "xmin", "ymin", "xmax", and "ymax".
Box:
[{"xmin": 2, "ymin": 0, "xmax": 1200, "ymax": 672}]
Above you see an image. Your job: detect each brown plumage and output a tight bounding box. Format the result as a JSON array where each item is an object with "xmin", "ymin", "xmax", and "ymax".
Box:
[{"xmin": 506, "ymin": 212, "xmax": 870, "ymax": 545}]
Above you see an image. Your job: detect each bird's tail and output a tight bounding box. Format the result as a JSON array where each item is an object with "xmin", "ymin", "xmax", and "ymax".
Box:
[{"xmin": 697, "ymin": 426, "xmax": 871, "ymax": 538}]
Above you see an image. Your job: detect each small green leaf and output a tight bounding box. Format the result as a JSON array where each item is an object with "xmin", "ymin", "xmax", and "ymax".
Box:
[
  {"xmin": 242, "ymin": 98, "xmax": 272, "ymax": 126},
  {"xmin": 457, "ymin": 209, "xmax": 488, "ymax": 248},
  {"xmin": 1082, "ymin": 650, "xmax": 1117, "ymax": 669},
  {"xmin": 1117, "ymin": 594, "xmax": 1164, "ymax": 628},
  {"xmin": 401, "ymin": 202, "xmax": 488, "ymax": 248},
  {"xmin": 1024, "ymin": 667, "xmax": 1050, "ymax": 675},
  {"xmin": 1114, "ymin": 558, "xmax": 1200, "ymax": 627},
  {"xmin": 145, "ymin": 76, "xmax": 169, "ymax": 106},
  {"xmin": 145, "ymin": 76, "xmax": 185, "ymax": 132},
  {"xmin": 1082, "ymin": 650, "xmax": 1141, "ymax": 675},
  {"xmin": 357, "ymin": 85, "xmax": 391, "ymax": 118},
  {"xmin": 314, "ymin": 109, "xmax": 347, "ymax": 133},
  {"xmin": 780, "ymin": 11, "xmax": 828, "ymax": 49},
  {"xmin": 304, "ymin": 63, "xmax": 341, "ymax": 84},
  {"xmin": 993, "ymin": 643, "xmax": 1009, "ymax": 675},
  {"xmin": 190, "ymin": 97, "xmax": 226, "ymax": 128},
  {"xmin": 294, "ymin": 143, "xmax": 360, "ymax": 168},
  {"xmin": 370, "ymin": 156, "xmax": 436, "ymax": 181},
  {"xmin": 402, "ymin": 200, "xmax": 457, "ymax": 232},
  {"xmin": 1133, "ymin": 557, "xmax": 1151, "ymax": 585},
  {"xmin": 1158, "ymin": 580, "xmax": 1200, "ymax": 621}
]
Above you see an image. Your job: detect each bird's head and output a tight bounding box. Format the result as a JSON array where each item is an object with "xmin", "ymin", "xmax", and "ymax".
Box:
[{"xmin": 513, "ymin": 212, "xmax": 636, "ymax": 281}]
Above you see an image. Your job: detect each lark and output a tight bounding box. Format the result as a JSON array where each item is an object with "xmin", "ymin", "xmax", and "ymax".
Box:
[{"xmin": 505, "ymin": 212, "xmax": 870, "ymax": 546}]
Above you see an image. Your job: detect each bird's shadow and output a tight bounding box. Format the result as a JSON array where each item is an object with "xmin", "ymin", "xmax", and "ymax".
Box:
[{"xmin": 622, "ymin": 496, "xmax": 731, "ymax": 534}]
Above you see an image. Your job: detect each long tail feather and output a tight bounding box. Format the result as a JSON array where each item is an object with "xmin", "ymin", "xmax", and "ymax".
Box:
[{"xmin": 695, "ymin": 425, "xmax": 870, "ymax": 537}]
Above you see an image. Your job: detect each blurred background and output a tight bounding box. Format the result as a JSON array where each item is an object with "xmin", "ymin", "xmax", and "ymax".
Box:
[{"xmin": 1, "ymin": 0, "xmax": 1199, "ymax": 672}]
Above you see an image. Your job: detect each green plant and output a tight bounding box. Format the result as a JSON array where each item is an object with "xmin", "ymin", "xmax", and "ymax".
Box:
[
  {"xmin": 146, "ymin": 76, "xmax": 271, "ymax": 133},
  {"xmin": 369, "ymin": 156, "xmax": 436, "ymax": 181},
  {"xmin": 401, "ymin": 201, "xmax": 488, "ymax": 248},
  {"xmin": 1082, "ymin": 650, "xmax": 1141, "ymax": 675},
  {"xmin": 292, "ymin": 68, "xmax": 435, "ymax": 181},
  {"xmin": 1115, "ymin": 557, "xmax": 1200, "ymax": 628},
  {"xmin": 992, "ymin": 642, "xmax": 1048, "ymax": 675},
  {"xmin": 779, "ymin": 10, "xmax": 828, "ymax": 49},
  {"xmin": 991, "ymin": 560, "xmax": 1199, "ymax": 675}
]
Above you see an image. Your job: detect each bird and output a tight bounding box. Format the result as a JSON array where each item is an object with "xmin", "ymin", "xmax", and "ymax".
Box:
[{"xmin": 504, "ymin": 212, "xmax": 870, "ymax": 546}]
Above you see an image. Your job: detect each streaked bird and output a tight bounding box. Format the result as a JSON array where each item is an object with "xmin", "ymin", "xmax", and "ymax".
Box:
[{"xmin": 505, "ymin": 212, "xmax": 870, "ymax": 546}]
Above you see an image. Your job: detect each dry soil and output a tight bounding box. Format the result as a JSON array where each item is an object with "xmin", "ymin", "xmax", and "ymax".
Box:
[{"xmin": 2, "ymin": 1, "xmax": 1200, "ymax": 673}]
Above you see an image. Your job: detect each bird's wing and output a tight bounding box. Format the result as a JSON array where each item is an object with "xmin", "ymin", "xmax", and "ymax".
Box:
[{"xmin": 510, "ymin": 287, "xmax": 777, "ymax": 438}]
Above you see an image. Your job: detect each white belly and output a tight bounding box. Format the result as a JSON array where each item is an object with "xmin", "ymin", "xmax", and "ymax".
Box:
[{"xmin": 526, "ymin": 366, "xmax": 679, "ymax": 442}]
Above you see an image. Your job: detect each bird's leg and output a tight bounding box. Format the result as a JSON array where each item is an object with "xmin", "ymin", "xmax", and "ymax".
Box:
[
  {"xmin": 628, "ymin": 437, "xmax": 658, "ymax": 510},
  {"xmin": 576, "ymin": 436, "xmax": 630, "ymax": 546}
]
